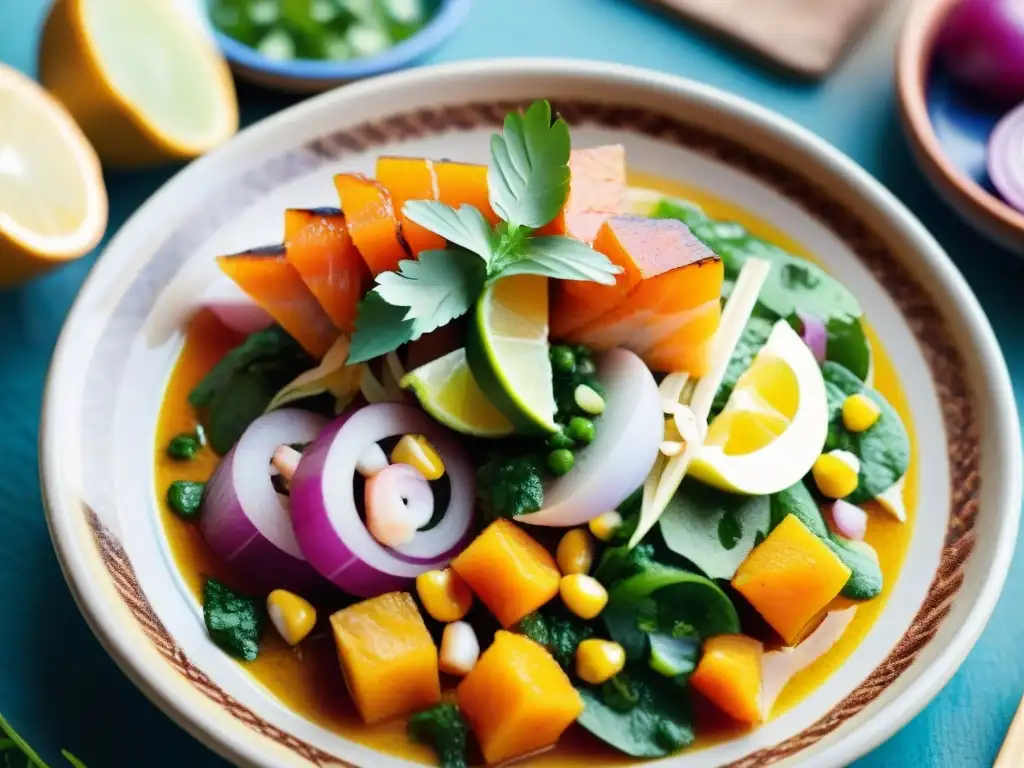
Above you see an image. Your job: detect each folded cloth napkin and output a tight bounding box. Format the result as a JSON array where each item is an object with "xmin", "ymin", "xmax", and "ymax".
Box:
[{"xmin": 654, "ymin": 0, "xmax": 886, "ymax": 77}]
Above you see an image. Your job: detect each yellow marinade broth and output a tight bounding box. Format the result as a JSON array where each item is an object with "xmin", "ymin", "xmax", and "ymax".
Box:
[{"xmin": 153, "ymin": 175, "xmax": 916, "ymax": 765}]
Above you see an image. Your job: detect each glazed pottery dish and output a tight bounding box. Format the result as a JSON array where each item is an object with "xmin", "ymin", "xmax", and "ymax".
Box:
[
  {"xmin": 898, "ymin": 0, "xmax": 1024, "ymax": 252},
  {"xmin": 41, "ymin": 60, "xmax": 1020, "ymax": 768}
]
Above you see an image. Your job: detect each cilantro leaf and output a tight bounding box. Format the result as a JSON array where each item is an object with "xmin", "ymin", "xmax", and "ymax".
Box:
[
  {"xmin": 488, "ymin": 100, "xmax": 571, "ymax": 229},
  {"xmin": 516, "ymin": 606, "xmax": 596, "ymax": 670},
  {"xmin": 347, "ymin": 291, "xmax": 415, "ymax": 364},
  {"xmin": 492, "ymin": 235, "xmax": 620, "ymax": 285},
  {"xmin": 476, "ymin": 455, "xmax": 545, "ymax": 520},
  {"xmin": 403, "ymin": 201, "xmax": 496, "ymax": 262},
  {"xmin": 408, "ymin": 703, "xmax": 470, "ymax": 768},
  {"xmin": 375, "ymin": 251, "xmax": 486, "ymax": 338},
  {"xmin": 203, "ymin": 577, "xmax": 263, "ymax": 662}
]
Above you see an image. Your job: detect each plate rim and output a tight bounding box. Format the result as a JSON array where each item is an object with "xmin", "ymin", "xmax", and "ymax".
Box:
[{"xmin": 40, "ymin": 57, "xmax": 1022, "ymax": 768}]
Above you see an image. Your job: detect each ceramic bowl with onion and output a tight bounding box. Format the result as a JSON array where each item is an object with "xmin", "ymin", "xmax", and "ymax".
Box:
[{"xmin": 898, "ymin": 0, "xmax": 1024, "ymax": 252}]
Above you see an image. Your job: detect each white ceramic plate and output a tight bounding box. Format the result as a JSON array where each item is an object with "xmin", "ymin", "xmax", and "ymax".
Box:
[{"xmin": 41, "ymin": 59, "xmax": 1021, "ymax": 768}]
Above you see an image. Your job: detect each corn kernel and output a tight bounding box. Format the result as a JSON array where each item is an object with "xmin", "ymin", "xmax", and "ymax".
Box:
[
  {"xmin": 439, "ymin": 621, "xmax": 480, "ymax": 676},
  {"xmin": 812, "ymin": 451, "xmax": 860, "ymax": 499},
  {"xmin": 841, "ymin": 393, "xmax": 881, "ymax": 433},
  {"xmin": 391, "ymin": 434, "xmax": 445, "ymax": 481},
  {"xmin": 267, "ymin": 589, "xmax": 317, "ymax": 646},
  {"xmin": 556, "ymin": 529, "xmax": 596, "ymax": 575},
  {"xmin": 576, "ymin": 639, "xmax": 626, "ymax": 684},
  {"xmin": 588, "ymin": 511, "xmax": 623, "ymax": 542},
  {"xmin": 560, "ymin": 574, "xmax": 608, "ymax": 620},
  {"xmin": 416, "ymin": 568, "xmax": 473, "ymax": 622}
]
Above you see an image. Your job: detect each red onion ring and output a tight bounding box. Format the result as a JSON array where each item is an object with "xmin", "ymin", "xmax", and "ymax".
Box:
[
  {"xmin": 988, "ymin": 103, "xmax": 1024, "ymax": 213},
  {"xmin": 828, "ymin": 499, "xmax": 868, "ymax": 541},
  {"xmin": 290, "ymin": 403, "xmax": 475, "ymax": 597},
  {"xmin": 200, "ymin": 409, "xmax": 328, "ymax": 591},
  {"xmin": 795, "ymin": 310, "xmax": 827, "ymax": 364}
]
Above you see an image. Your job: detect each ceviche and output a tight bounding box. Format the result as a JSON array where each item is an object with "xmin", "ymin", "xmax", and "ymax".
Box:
[{"xmin": 155, "ymin": 101, "xmax": 914, "ymax": 766}]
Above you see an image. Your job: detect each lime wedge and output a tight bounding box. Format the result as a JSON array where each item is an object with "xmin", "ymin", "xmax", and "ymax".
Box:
[
  {"xmin": 466, "ymin": 275, "xmax": 558, "ymax": 435},
  {"xmin": 401, "ymin": 349, "xmax": 515, "ymax": 438}
]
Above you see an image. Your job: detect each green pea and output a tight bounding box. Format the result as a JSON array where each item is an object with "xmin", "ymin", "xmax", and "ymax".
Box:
[
  {"xmin": 573, "ymin": 344, "xmax": 592, "ymax": 359},
  {"xmin": 167, "ymin": 481, "xmax": 205, "ymax": 520},
  {"xmin": 548, "ymin": 430, "xmax": 575, "ymax": 450},
  {"xmin": 167, "ymin": 433, "xmax": 202, "ymax": 461},
  {"xmin": 576, "ymin": 357, "xmax": 596, "ymax": 377},
  {"xmin": 547, "ymin": 449, "xmax": 575, "ymax": 476},
  {"xmin": 566, "ymin": 417, "xmax": 596, "ymax": 445},
  {"xmin": 549, "ymin": 345, "xmax": 576, "ymax": 374}
]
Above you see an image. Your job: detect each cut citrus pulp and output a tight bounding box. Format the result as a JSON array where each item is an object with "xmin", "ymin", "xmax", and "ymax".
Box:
[
  {"xmin": 39, "ymin": 0, "xmax": 238, "ymax": 167},
  {"xmin": 688, "ymin": 320, "xmax": 827, "ymax": 495},
  {"xmin": 0, "ymin": 64, "xmax": 107, "ymax": 286},
  {"xmin": 401, "ymin": 349, "xmax": 515, "ymax": 438},
  {"xmin": 466, "ymin": 275, "xmax": 558, "ymax": 435}
]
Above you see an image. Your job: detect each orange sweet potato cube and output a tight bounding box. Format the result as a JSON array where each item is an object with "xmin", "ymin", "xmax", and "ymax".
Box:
[
  {"xmin": 330, "ymin": 592, "xmax": 440, "ymax": 724},
  {"xmin": 690, "ymin": 634, "xmax": 764, "ymax": 724},
  {"xmin": 732, "ymin": 515, "xmax": 851, "ymax": 645},
  {"xmin": 457, "ymin": 631, "xmax": 584, "ymax": 764},
  {"xmin": 451, "ymin": 519, "xmax": 560, "ymax": 627}
]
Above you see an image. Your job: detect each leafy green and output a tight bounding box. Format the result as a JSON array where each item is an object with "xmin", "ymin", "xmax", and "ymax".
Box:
[
  {"xmin": 821, "ymin": 362, "xmax": 910, "ymax": 503},
  {"xmin": 651, "ymin": 197, "xmax": 871, "ymax": 379},
  {"xmin": 712, "ymin": 316, "xmax": 773, "ymax": 415},
  {"xmin": 603, "ymin": 566, "xmax": 739, "ymax": 661},
  {"xmin": 407, "ymin": 703, "xmax": 469, "ymax": 768},
  {"xmin": 166, "ymin": 481, "xmax": 205, "ymax": 520},
  {"xmin": 648, "ymin": 631, "xmax": 700, "ymax": 682},
  {"xmin": 515, "ymin": 606, "xmax": 595, "ymax": 670},
  {"xmin": 403, "ymin": 201, "xmax": 497, "ymax": 261},
  {"xmin": 577, "ymin": 666, "xmax": 696, "ymax": 758},
  {"xmin": 593, "ymin": 542, "xmax": 656, "ymax": 587},
  {"xmin": 189, "ymin": 326, "xmax": 313, "ymax": 454},
  {"xmin": 374, "ymin": 251, "xmax": 487, "ymax": 338},
  {"xmin": 491, "ymin": 236, "xmax": 618, "ymax": 285},
  {"xmin": 488, "ymin": 99, "xmax": 571, "ymax": 229},
  {"xmin": 347, "ymin": 291, "xmax": 415, "ymax": 364},
  {"xmin": 203, "ymin": 577, "xmax": 263, "ymax": 662},
  {"xmin": 0, "ymin": 711, "xmax": 86, "ymax": 768},
  {"xmin": 658, "ymin": 479, "xmax": 771, "ymax": 580},
  {"xmin": 476, "ymin": 455, "xmax": 545, "ymax": 520},
  {"xmin": 770, "ymin": 482, "xmax": 882, "ymax": 600}
]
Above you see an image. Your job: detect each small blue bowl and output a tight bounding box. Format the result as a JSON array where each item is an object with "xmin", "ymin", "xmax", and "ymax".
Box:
[{"xmin": 211, "ymin": 0, "xmax": 472, "ymax": 93}]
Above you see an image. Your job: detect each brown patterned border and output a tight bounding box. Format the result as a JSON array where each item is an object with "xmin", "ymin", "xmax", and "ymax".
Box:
[{"xmin": 88, "ymin": 99, "xmax": 979, "ymax": 767}]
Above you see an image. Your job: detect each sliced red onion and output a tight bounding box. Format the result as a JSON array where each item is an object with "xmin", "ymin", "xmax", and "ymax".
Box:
[
  {"xmin": 203, "ymin": 282, "xmax": 274, "ymax": 335},
  {"xmin": 290, "ymin": 403, "xmax": 475, "ymax": 597},
  {"xmin": 828, "ymin": 499, "xmax": 868, "ymax": 541},
  {"xmin": 988, "ymin": 103, "xmax": 1024, "ymax": 213},
  {"xmin": 796, "ymin": 311, "xmax": 827, "ymax": 363},
  {"xmin": 518, "ymin": 348, "xmax": 663, "ymax": 527},
  {"xmin": 365, "ymin": 464, "xmax": 434, "ymax": 548},
  {"xmin": 201, "ymin": 409, "xmax": 328, "ymax": 591}
]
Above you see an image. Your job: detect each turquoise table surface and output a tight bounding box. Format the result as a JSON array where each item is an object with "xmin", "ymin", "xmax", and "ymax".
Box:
[{"xmin": 2, "ymin": 1, "xmax": 1022, "ymax": 766}]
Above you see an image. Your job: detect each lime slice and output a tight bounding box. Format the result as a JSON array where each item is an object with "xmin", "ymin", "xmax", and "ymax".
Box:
[
  {"xmin": 466, "ymin": 275, "xmax": 558, "ymax": 435},
  {"xmin": 401, "ymin": 349, "xmax": 515, "ymax": 438},
  {"xmin": 688, "ymin": 320, "xmax": 827, "ymax": 495}
]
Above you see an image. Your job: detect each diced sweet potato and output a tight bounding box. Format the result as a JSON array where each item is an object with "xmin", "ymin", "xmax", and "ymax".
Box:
[
  {"xmin": 554, "ymin": 217, "xmax": 723, "ymax": 376},
  {"xmin": 330, "ymin": 592, "xmax": 440, "ymax": 725},
  {"xmin": 435, "ymin": 160, "xmax": 499, "ymax": 224},
  {"xmin": 457, "ymin": 630, "xmax": 583, "ymax": 764},
  {"xmin": 690, "ymin": 634, "xmax": 764, "ymax": 725},
  {"xmin": 333, "ymin": 173, "xmax": 409, "ymax": 275},
  {"xmin": 539, "ymin": 145, "xmax": 627, "ymax": 242},
  {"xmin": 216, "ymin": 244, "xmax": 338, "ymax": 358},
  {"xmin": 451, "ymin": 519, "xmax": 560, "ymax": 627},
  {"xmin": 376, "ymin": 157, "xmax": 446, "ymax": 255},
  {"xmin": 283, "ymin": 207, "xmax": 368, "ymax": 332},
  {"xmin": 732, "ymin": 515, "xmax": 852, "ymax": 645}
]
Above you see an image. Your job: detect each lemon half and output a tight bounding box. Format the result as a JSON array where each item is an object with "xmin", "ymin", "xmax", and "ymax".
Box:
[
  {"xmin": 39, "ymin": 0, "xmax": 238, "ymax": 167},
  {"xmin": 688, "ymin": 320, "xmax": 828, "ymax": 495},
  {"xmin": 0, "ymin": 64, "xmax": 107, "ymax": 286}
]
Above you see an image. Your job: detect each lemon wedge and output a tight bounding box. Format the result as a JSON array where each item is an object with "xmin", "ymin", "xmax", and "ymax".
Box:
[
  {"xmin": 688, "ymin": 320, "xmax": 828, "ymax": 495},
  {"xmin": 39, "ymin": 0, "xmax": 238, "ymax": 167},
  {"xmin": 0, "ymin": 64, "xmax": 107, "ymax": 286}
]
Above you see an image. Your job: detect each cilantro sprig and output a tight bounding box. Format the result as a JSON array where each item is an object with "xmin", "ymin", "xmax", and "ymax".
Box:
[{"xmin": 348, "ymin": 100, "xmax": 622, "ymax": 364}]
